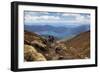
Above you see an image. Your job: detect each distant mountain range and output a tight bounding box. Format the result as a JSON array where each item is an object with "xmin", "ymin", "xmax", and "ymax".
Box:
[{"xmin": 24, "ymin": 24, "xmax": 90, "ymax": 39}]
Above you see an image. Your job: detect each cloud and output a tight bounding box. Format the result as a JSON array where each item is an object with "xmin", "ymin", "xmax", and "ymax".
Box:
[
  {"xmin": 25, "ymin": 15, "xmax": 60, "ymax": 23},
  {"xmin": 39, "ymin": 16, "xmax": 60, "ymax": 20},
  {"xmin": 62, "ymin": 13, "xmax": 90, "ymax": 24},
  {"xmin": 75, "ymin": 14, "xmax": 90, "ymax": 24},
  {"xmin": 24, "ymin": 11, "xmax": 90, "ymax": 25}
]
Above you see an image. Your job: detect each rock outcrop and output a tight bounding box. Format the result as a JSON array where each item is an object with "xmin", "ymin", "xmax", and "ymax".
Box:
[{"xmin": 24, "ymin": 45, "xmax": 46, "ymax": 61}]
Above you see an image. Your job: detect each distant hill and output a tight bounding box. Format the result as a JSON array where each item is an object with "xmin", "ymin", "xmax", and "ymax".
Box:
[{"xmin": 24, "ymin": 24, "xmax": 90, "ymax": 39}]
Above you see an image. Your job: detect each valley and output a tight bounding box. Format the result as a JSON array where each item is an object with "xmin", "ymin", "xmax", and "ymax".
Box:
[{"xmin": 24, "ymin": 30, "xmax": 90, "ymax": 61}]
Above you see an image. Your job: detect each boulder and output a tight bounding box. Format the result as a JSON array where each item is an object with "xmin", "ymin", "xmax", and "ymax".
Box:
[{"xmin": 24, "ymin": 45, "xmax": 46, "ymax": 61}]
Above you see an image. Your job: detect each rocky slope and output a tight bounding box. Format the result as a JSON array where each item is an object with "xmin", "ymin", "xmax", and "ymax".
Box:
[
  {"xmin": 24, "ymin": 30, "xmax": 90, "ymax": 61},
  {"xmin": 58, "ymin": 31, "xmax": 90, "ymax": 59}
]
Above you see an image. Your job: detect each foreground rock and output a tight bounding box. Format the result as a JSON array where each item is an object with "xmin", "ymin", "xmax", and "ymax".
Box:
[{"xmin": 24, "ymin": 45, "xmax": 46, "ymax": 61}]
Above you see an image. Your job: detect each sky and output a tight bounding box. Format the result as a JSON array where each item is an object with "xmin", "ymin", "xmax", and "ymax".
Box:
[{"xmin": 24, "ymin": 11, "xmax": 90, "ymax": 26}]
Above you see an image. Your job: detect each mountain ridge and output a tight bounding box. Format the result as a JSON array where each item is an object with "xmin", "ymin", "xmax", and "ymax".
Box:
[{"xmin": 24, "ymin": 24, "xmax": 90, "ymax": 39}]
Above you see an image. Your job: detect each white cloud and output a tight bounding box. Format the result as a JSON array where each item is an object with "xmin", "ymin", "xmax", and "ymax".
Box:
[
  {"xmin": 40, "ymin": 16, "xmax": 60, "ymax": 20},
  {"xmin": 25, "ymin": 14, "xmax": 60, "ymax": 23},
  {"xmin": 75, "ymin": 14, "xmax": 90, "ymax": 24},
  {"xmin": 24, "ymin": 12, "xmax": 90, "ymax": 25},
  {"xmin": 62, "ymin": 13, "xmax": 80, "ymax": 17},
  {"xmin": 62, "ymin": 13, "xmax": 90, "ymax": 24}
]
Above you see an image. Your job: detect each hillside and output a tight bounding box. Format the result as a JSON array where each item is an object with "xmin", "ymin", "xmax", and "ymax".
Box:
[
  {"xmin": 24, "ymin": 30, "xmax": 90, "ymax": 61},
  {"xmin": 57, "ymin": 31, "xmax": 90, "ymax": 59}
]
